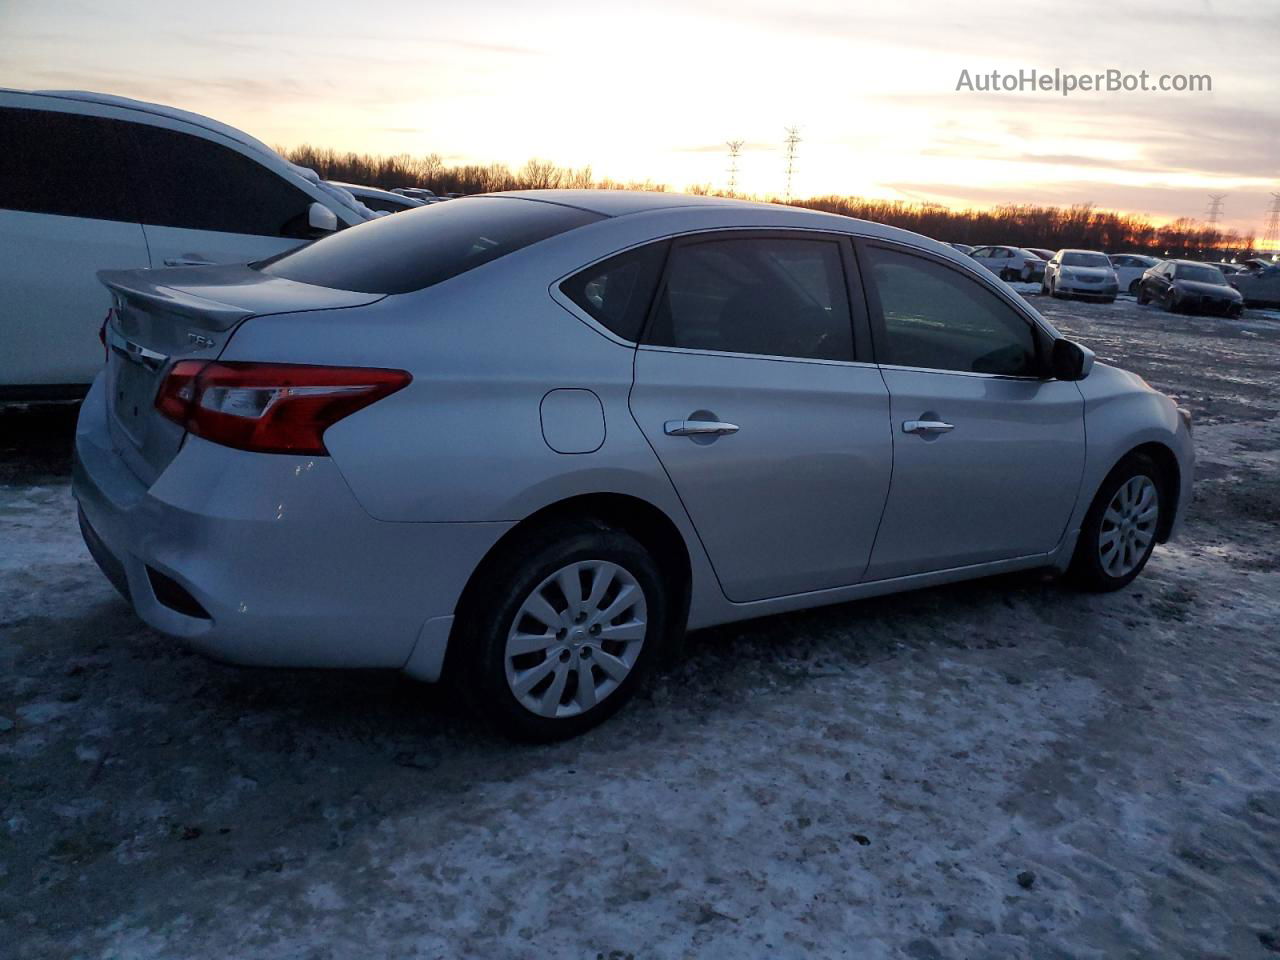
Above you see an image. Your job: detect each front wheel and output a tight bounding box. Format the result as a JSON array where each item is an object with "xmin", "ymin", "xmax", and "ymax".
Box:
[
  {"xmin": 1136, "ymin": 285, "xmax": 1150, "ymax": 305},
  {"xmin": 1069, "ymin": 454, "xmax": 1164, "ymax": 591},
  {"xmin": 453, "ymin": 521, "xmax": 669, "ymax": 741},
  {"xmin": 1128, "ymin": 279, "xmax": 1141, "ymax": 295}
]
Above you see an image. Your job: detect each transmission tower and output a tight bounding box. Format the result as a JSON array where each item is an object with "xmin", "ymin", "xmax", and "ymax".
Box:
[
  {"xmin": 1261, "ymin": 193, "xmax": 1280, "ymax": 253},
  {"xmin": 726, "ymin": 140, "xmax": 743, "ymax": 195},
  {"xmin": 783, "ymin": 126, "xmax": 801, "ymax": 202},
  {"xmin": 1205, "ymin": 193, "xmax": 1226, "ymax": 229}
]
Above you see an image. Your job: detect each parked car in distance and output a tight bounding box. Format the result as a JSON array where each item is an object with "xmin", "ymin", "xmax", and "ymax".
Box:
[
  {"xmin": 1229, "ymin": 262, "xmax": 1280, "ymax": 308},
  {"xmin": 969, "ymin": 245, "xmax": 1044, "ymax": 282},
  {"xmin": 1043, "ymin": 250, "xmax": 1120, "ymax": 302},
  {"xmin": 74, "ymin": 191, "xmax": 1193, "ymax": 740},
  {"xmin": 946, "ymin": 242, "xmax": 974, "ymax": 255},
  {"xmin": 1239, "ymin": 258, "xmax": 1277, "ymax": 274},
  {"xmin": 327, "ymin": 181, "xmax": 424, "ymax": 214},
  {"xmin": 1213, "ymin": 262, "xmax": 1247, "ymax": 276},
  {"xmin": 1137, "ymin": 260, "xmax": 1243, "ymax": 316},
  {"xmin": 393, "ymin": 187, "xmax": 444, "ymax": 203},
  {"xmin": 0, "ymin": 89, "xmax": 379, "ymax": 401},
  {"xmin": 1109, "ymin": 253, "xmax": 1160, "ymax": 295},
  {"xmin": 1018, "ymin": 248, "xmax": 1055, "ymax": 283}
]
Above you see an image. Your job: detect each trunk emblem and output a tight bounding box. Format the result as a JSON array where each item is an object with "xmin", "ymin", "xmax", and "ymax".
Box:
[{"xmin": 187, "ymin": 332, "xmax": 216, "ymax": 349}]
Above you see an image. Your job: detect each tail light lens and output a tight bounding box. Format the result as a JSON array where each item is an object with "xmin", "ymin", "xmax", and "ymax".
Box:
[{"xmin": 155, "ymin": 361, "xmax": 411, "ymax": 455}]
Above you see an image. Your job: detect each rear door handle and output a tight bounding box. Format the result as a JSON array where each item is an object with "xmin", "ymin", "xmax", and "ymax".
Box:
[
  {"xmin": 163, "ymin": 258, "xmax": 216, "ymax": 267},
  {"xmin": 665, "ymin": 419, "xmax": 740, "ymax": 437},
  {"xmin": 902, "ymin": 419, "xmax": 954, "ymax": 434}
]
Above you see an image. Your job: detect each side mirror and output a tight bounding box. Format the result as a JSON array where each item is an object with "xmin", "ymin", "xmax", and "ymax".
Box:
[
  {"xmin": 307, "ymin": 202, "xmax": 338, "ymax": 235},
  {"xmin": 1051, "ymin": 338, "xmax": 1095, "ymax": 381}
]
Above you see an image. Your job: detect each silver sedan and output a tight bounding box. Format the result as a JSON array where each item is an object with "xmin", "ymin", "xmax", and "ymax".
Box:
[{"xmin": 74, "ymin": 191, "xmax": 1194, "ymax": 739}]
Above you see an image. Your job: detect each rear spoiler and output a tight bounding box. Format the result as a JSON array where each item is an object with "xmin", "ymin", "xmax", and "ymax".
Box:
[
  {"xmin": 96, "ymin": 264, "xmax": 386, "ymax": 332},
  {"xmin": 98, "ymin": 269, "xmax": 255, "ymax": 331}
]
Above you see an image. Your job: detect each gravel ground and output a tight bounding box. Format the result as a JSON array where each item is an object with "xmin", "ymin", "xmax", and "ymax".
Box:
[{"xmin": 2, "ymin": 294, "xmax": 1279, "ymax": 960}]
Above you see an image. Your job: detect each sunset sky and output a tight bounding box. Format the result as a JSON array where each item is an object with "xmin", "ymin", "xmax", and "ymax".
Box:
[{"xmin": 3, "ymin": 0, "xmax": 1277, "ymax": 235}]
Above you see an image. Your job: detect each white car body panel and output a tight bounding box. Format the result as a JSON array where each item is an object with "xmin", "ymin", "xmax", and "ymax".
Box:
[{"xmin": 0, "ymin": 88, "xmax": 374, "ymax": 395}]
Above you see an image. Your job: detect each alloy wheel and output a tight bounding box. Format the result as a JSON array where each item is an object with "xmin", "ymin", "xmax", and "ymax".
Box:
[
  {"xmin": 1098, "ymin": 475, "xmax": 1159, "ymax": 578},
  {"xmin": 504, "ymin": 560, "xmax": 648, "ymax": 718}
]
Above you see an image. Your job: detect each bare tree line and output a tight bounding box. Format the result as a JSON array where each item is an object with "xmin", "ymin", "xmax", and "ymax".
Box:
[{"xmin": 283, "ymin": 144, "xmax": 1258, "ymax": 259}]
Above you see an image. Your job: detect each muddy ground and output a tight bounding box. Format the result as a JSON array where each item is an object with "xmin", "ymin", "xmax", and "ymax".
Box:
[{"xmin": 2, "ymin": 294, "xmax": 1279, "ymax": 959}]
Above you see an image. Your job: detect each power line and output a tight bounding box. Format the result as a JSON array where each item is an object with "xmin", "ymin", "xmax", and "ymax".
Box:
[
  {"xmin": 783, "ymin": 126, "xmax": 801, "ymax": 203},
  {"xmin": 1205, "ymin": 193, "xmax": 1226, "ymax": 229},
  {"xmin": 1261, "ymin": 192, "xmax": 1280, "ymax": 252},
  {"xmin": 726, "ymin": 140, "xmax": 743, "ymax": 195}
]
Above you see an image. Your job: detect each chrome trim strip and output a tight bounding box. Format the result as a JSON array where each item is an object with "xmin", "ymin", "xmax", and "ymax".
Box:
[{"xmin": 106, "ymin": 327, "xmax": 168, "ymax": 370}]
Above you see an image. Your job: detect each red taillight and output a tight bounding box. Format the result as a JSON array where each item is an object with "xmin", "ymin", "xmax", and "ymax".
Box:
[{"xmin": 155, "ymin": 361, "xmax": 411, "ymax": 455}]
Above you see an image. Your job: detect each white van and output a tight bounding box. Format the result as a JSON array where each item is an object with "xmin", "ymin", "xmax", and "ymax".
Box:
[{"xmin": 0, "ymin": 90, "xmax": 378, "ymax": 400}]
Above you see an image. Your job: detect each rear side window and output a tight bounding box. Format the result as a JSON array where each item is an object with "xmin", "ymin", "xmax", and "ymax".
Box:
[
  {"xmin": 560, "ymin": 242, "xmax": 668, "ymax": 341},
  {"xmin": 0, "ymin": 107, "xmax": 138, "ymax": 222},
  {"xmin": 127, "ymin": 123, "xmax": 315, "ymax": 238},
  {"xmin": 646, "ymin": 236, "xmax": 855, "ymax": 362},
  {"xmin": 259, "ymin": 197, "xmax": 604, "ymax": 294}
]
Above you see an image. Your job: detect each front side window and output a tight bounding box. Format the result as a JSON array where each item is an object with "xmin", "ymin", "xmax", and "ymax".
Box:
[
  {"xmin": 864, "ymin": 245, "xmax": 1039, "ymax": 377},
  {"xmin": 560, "ymin": 242, "xmax": 669, "ymax": 341},
  {"xmin": 259, "ymin": 196, "xmax": 604, "ymax": 294},
  {"xmin": 645, "ymin": 236, "xmax": 855, "ymax": 362},
  {"xmin": 0, "ymin": 107, "xmax": 138, "ymax": 222},
  {"xmin": 127, "ymin": 123, "xmax": 316, "ymax": 238}
]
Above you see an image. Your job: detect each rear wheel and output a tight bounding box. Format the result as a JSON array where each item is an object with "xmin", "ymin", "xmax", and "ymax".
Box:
[
  {"xmin": 1070, "ymin": 453, "xmax": 1163, "ymax": 591},
  {"xmin": 453, "ymin": 521, "xmax": 669, "ymax": 741},
  {"xmin": 1128, "ymin": 278, "xmax": 1141, "ymax": 295}
]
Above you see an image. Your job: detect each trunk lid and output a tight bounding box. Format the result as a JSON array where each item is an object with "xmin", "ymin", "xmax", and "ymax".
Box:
[{"xmin": 99, "ymin": 263, "xmax": 384, "ymax": 484}]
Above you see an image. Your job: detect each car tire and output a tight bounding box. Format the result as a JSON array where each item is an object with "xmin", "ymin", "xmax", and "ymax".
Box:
[
  {"xmin": 1069, "ymin": 452, "xmax": 1164, "ymax": 592},
  {"xmin": 1128, "ymin": 279, "xmax": 1141, "ymax": 295},
  {"xmin": 1136, "ymin": 285, "xmax": 1150, "ymax": 305},
  {"xmin": 452, "ymin": 519, "xmax": 670, "ymax": 741},
  {"xmin": 1163, "ymin": 289, "xmax": 1179, "ymax": 313}
]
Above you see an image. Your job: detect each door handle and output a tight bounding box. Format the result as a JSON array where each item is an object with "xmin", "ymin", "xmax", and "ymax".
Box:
[
  {"xmin": 902, "ymin": 419, "xmax": 954, "ymax": 434},
  {"xmin": 163, "ymin": 258, "xmax": 216, "ymax": 267},
  {"xmin": 665, "ymin": 419, "xmax": 740, "ymax": 437}
]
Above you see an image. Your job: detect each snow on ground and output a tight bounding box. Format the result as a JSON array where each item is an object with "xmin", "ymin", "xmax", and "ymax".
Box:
[{"xmin": 2, "ymin": 297, "xmax": 1280, "ymax": 959}]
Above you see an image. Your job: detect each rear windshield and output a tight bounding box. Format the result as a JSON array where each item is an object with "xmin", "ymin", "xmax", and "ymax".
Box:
[
  {"xmin": 1176, "ymin": 264, "xmax": 1227, "ymax": 285},
  {"xmin": 1062, "ymin": 252, "xmax": 1111, "ymax": 268},
  {"xmin": 257, "ymin": 196, "xmax": 604, "ymax": 294}
]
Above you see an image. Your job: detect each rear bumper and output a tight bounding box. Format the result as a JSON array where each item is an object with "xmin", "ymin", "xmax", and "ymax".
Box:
[{"xmin": 72, "ymin": 376, "xmax": 511, "ymax": 676}]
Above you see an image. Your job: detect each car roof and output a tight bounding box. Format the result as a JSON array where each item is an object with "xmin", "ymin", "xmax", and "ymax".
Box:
[{"xmin": 487, "ymin": 189, "xmax": 779, "ymax": 217}]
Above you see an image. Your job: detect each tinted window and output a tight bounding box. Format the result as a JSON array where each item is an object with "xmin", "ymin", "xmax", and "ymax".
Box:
[
  {"xmin": 127, "ymin": 123, "xmax": 315, "ymax": 237},
  {"xmin": 646, "ymin": 236, "xmax": 854, "ymax": 361},
  {"xmin": 561, "ymin": 242, "xmax": 668, "ymax": 341},
  {"xmin": 865, "ymin": 246, "xmax": 1038, "ymax": 376},
  {"xmin": 259, "ymin": 197, "xmax": 604, "ymax": 294},
  {"xmin": 0, "ymin": 107, "xmax": 138, "ymax": 222}
]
